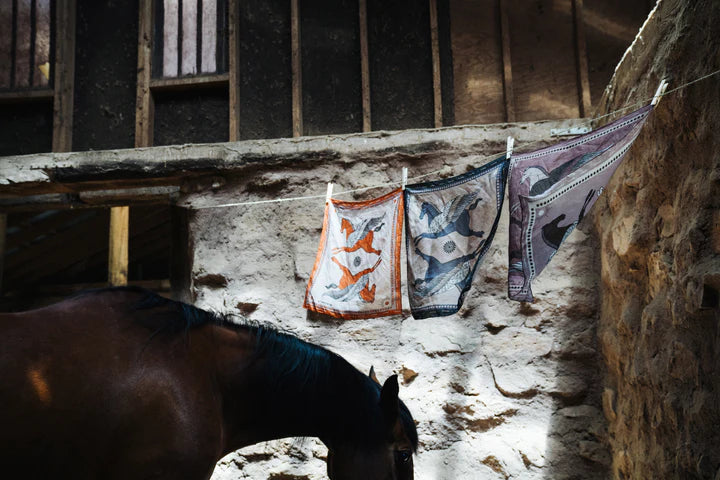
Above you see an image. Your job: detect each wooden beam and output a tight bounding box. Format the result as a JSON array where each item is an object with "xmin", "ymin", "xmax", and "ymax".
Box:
[
  {"xmin": 429, "ymin": 0, "xmax": 443, "ymax": 128},
  {"xmin": 136, "ymin": 0, "xmax": 155, "ymax": 148},
  {"xmin": 0, "ymin": 118, "xmax": 587, "ymax": 197},
  {"xmin": 291, "ymin": 0, "xmax": 303, "ymax": 137},
  {"xmin": 228, "ymin": 0, "xmax": 240, "ymax": 141},
  {"xmin": 149, "ymin": 72, "xmax": 229, "ymax": 91},
  {"xmin": 359, "ymin": 0, "xmax": 371, "ymax": 132},
  {"xmin": 0, "ymin": 89, "xmax": 54, "ymax": 103},
  {"xmin": 572, "ymin": 0, "xmax": 592, "ymax": 116},
  {"xmin": 0, "ymin": 213, "xmax": 6, "ymax": 293},
  {"xmin": 52, "ymin": 0, "xmax": 76, "ymax": 152},
  {"xmin": 108, "ymin": 206, "xmax": 129, "ymax": 286},
  {"xmin": 499, "ymin": 0, "xmax": 515, "ymax": 122}
]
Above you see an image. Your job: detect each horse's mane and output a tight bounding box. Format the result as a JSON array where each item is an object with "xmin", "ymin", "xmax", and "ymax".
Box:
[{"xmin": 72, "ymin": 286, "xmax": 418, "ymax": 451}]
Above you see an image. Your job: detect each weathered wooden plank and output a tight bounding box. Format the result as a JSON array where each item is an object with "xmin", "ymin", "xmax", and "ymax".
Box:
[
  {"xmin": 572, "ymin": 0, "xmax": 591, "ymax": 116},
  {"xmin": 368, "ymin": 0, "xmax": 433, "ymax": 130},
  {"xmin": 149, "ymin": 72, "xmax": 228, "ymax": 91},
  {"xmin": 450, "ymin": 0, "xmax": 504, "ymax": 125},
  {"xmin": 584, "ymin": 0, "xmax": 651, "ymax": 110},
  {"xmin": 507, "ymin": 0, "xmax": 579, "ymax": 121},
  {"xmin": 0, "ymin": 1, "xmax": 13, "ymax": 88},
  {"xmin": 499, "ymin": 0, "xmax": 515, "ymax": 122},
  {"xmin": 359, "ymin": 0, "xmax": 371, "ymax": 131},
  {"xmin": 14, "ymin": 0, "xmax": 32, "ymax": 87},
  {"xmin": 291, "ymin": 0, "xmax": 303, "ymax": 137},
  {"xmin": 227, "ymin": 0, "xmax": 239, "ymax": 141},
  {"xmin": 163, "ymin": 0, "xmax": 179, "ymax": 77},
  {"xmin": 0, "ymin": 118, "xmax": 587, "ymax": 197},
  {"xmin": 181, "ymin": 0, "xmax": 198, "ymax": 75},
  {"xmin": 108, "ymin": 205, "xmax": 129, "ymax": 286},
  {"xmin": 136, "ymin": 0, "xmax": 154, "ymax": 148},
  {"xmin": 0, "ymin": 88, "xmax": 53, "ymax": 102},
  {"xmin": 429, "ymin": 0, "xmax": 442, "ymax": 127},
  {"xmin": 300, "ymin": 0, "xmax": 361, "ymax": 136},
  {"xmin": 236, "ymin": 0, "xmax": 292, "ymax": 140},
  {"xmin": 201, "ymin": 0, "xmax": 217, "ymax": 73},
  {"xmin": 52, "ymin": 0, "xmax": 76, "ymax": 153},
  {"xmin": 34, "ymin": 0, "xmax": 51, "ymax": 87}
]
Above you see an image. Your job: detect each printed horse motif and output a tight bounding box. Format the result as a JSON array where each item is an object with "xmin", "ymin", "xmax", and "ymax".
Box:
[
  {"xmin": 324, "ymin": 256, "xmax": 382, "ymax": 302},
  {"xmin": 0, "ymin": 287, "xmax": 417, "ymax": 480},
  {"xmin": 412, "ymin": 241, "xmax": 485, "ymax": 298},
  {"xmin": 333, "ymin": 214, "xmax": 385, "ymax": 255},
  {"xmin": 413, "ymin": 191, "xmax": 484, "ymax": 245}
]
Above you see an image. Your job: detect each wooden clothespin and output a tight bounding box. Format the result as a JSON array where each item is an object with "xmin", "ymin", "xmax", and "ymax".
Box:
[
  {"xmin": 401, "ymin": 167, "xmax": 408, "ymax": 190},
  {"xmin": 325, "ymin": 183, "xmax": 334, "ymax": 204},
  {"xmin": 651, "ymin": 79, "xmax": 669, "ymax": 106},
  {"xmin": 506, "ymin": 136, "xmax": 515, "ymax": 160}
]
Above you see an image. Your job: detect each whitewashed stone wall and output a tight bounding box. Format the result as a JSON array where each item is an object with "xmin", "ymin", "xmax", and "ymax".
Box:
[{"xmin": 181, "ymin": 122, "xmax": 609, "ymax": 480}]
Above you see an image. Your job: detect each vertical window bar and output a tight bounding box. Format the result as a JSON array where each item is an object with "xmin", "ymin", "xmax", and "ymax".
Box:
[
  {"xmin": 10, "ymin": 0, "xmax": 18, "ymax": 88},
  {"xmin": 0, "ymin": 0, "xmax": 13, "ymax": 88},
  {"xmin": 48, "ymin": 0, "xmax": 54, "ymax": 85},
  {"xmin": 28, "ymin": 0, "xmax": 36, "ymax": 87},
  {"xmin": 177, "ymin": 0, "xmax": 182, "ymax": 76},
  {"xmin": 162, "ymin": 0, "xmax": 178, "ymax": 77},
  {"xmin": 196, "ymin": 0, "xmax": 201, "ymax": 74},
  {"xmin": 181, "ymin": 0, "xmax": 197, "ymax": 75},
  {"xmin": 14, "ymin": 0, "xmax": 31, "ymax": 88},
  {"xmin": 215, "ymin": 0, "xmax": 226, "ymax": 74},
  {"xmin": 152, "ymin": 0, "xmax": 165, "ymax": 78},
  {"xmin": 34, "ymin": 0, "xmax": 50, "ymax": 87}
]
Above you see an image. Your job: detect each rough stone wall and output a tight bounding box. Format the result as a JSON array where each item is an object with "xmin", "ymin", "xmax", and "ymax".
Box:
[
  {"xmin": 591, "ymin": 1, "xmax": 720, "ymax": 478},
  {"xmin": 180, "ymin": 121, "xmax": 611, "ymax": 480}
]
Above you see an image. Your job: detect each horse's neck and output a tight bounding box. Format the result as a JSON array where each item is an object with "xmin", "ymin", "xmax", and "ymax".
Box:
[{"xmin": 215, "ymin": 329, "xmax": 373, "ymax": 453}]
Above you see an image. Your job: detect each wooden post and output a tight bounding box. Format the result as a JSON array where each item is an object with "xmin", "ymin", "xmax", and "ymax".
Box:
[
  {"xmin": 291, "ymin": 0, "xmax": 303, "ymax": 137},
  {"xmin": 52, "ymin": 0, "xmax": 76, "ymax": 152},
  {"xmin": 111, "ymin": 0, "xmax": 155, "ymax": 287},
  {"xmin": 359, "ymin": 0, "xmax": 371, "ymax": 132},
  {"xmin": 136, "ymin": 0, "xmax": 154, "ymax": 147},
  {"xmin": 499, "ymin": 0, "xmax": 515, "ymax": 123},
  {"xmin": 0, "ymin": 214, "xmax": 6, "ymax": 293},
  {"xmin": 572, "ymin": 0, "xmax": 592, "ymax": 116},
  {"xmin": 108, "ymin": 206, "xmax": 129, "ymax": 286},
  {"xmin": 429, "ymin": 0, "xmax": 443, "ymax": 127},
  {"xmin": 228, "ymin": 0, "xmax": 240, "ymax": 141}
]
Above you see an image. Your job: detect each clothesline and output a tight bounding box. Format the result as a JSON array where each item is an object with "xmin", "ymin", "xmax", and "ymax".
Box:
[{"xmin": 191, "ymin": 67, "xmax": 720, "ymax": 210}]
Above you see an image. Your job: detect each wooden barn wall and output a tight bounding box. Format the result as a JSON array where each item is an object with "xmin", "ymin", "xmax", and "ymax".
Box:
[
  {"xmin": 72, "ymin": 0, "xmax": 139, "ymax": 151},
  {"xmin": 153, "ymin": 85, "xmax": 230, "ymax": 145},
  {"xmin": 300, "ymin": 0, "xmax": 362, "ymax": 136},
  {"xmin": 368, "ymin": 0, "xmax": 434, "ymax": 130},
  {"xmin": 584, "ymin": 0, "xmax": 653, "ymax": 105},
  {"xmin": 450, "ymin": 0, "xmax": 653, "ymax": 124},
  {"xmin": 0, "ymin": 101, "xmax": 53, "ymax": 156},
  {"xmin": 236, "ymin": 0, "xmax": 293, "ymax": 140}
]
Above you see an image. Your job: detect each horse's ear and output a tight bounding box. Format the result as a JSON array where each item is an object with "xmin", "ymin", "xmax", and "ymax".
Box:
[
  {"xmin": 379, "ymin": 374, "xmax": 399, "ymax": 425},
  {"xmin": 369, "ymin": 366, "xmax": 381, "ymax": 385}
]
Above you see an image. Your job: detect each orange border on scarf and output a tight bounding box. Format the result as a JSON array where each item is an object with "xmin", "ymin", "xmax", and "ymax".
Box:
[{"xmin": 303, "ymin": 188, "xmax": 404, "ymax": 319}]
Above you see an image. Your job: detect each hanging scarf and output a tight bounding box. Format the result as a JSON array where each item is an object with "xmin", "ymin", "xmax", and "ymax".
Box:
[
  {"xmin": 507, "ymin": 105, "xmax": 653, "ymax": 302},
  {"xmin": 405, "ymin": 156, "xmax": 508, "ymax": 318},
  {"xmin": 304, "ymin": 189, "xmax": 404, "ymax": 319}
]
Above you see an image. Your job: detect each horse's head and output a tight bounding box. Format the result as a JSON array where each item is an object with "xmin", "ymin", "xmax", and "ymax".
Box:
[{"xmin": 325, "ymin": 369, "xmax": 417, "ymax": 480}]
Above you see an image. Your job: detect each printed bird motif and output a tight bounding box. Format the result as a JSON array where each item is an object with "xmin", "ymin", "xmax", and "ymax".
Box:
[{"xmin": 520, "ymin": 145, "xmax": 612, "ymax": 196}]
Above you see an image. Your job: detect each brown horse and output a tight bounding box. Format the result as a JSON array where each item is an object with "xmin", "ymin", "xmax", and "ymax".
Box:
[{"xmin": 0, "ymin": 287, "xmax": 417, "ymax": 479}]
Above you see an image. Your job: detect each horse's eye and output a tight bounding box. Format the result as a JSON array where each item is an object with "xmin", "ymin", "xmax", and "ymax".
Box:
[{"xmin": 395, "ymin": 450, "xmax": 412, "ymax": 463}]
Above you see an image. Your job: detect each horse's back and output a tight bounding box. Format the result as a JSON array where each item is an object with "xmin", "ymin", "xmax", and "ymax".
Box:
[{"xmin": 0, "ymin": 290, "xmax": 222, "ymax": 479}]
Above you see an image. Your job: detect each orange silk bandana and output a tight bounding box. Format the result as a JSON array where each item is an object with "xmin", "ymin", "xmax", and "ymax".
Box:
[{"xmin": 303, "ymin": 189, "xmax": 404, "ymax": 319}]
